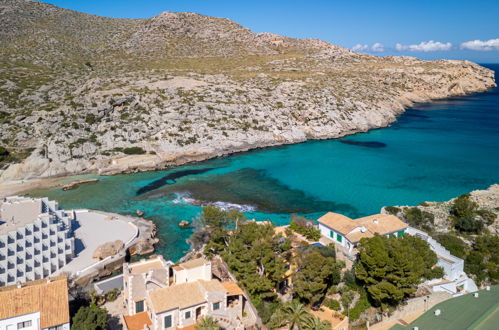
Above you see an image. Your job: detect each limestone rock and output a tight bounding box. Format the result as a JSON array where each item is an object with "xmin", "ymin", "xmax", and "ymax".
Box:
[{"xmin": 92, "ymin": 240, "xmax": 124, "ymax": 260}]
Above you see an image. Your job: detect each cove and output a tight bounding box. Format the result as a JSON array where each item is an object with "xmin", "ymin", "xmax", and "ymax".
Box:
[{"xmin": 28, "ymin": 64, "xmax": 499, "ymax": 261}]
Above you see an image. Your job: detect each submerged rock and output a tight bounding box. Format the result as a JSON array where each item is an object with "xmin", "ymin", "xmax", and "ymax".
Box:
[{"xmin": 179, "ymin": 220, "xmax": 191, "ymax": 228}]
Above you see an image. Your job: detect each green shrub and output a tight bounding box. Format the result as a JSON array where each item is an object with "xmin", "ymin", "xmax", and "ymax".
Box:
[
  {"xmin": 105, "ymin": 288, "xmax": 119, "ymax": 302},
  {"xmin": 476, "ymin": 209, "xmax": 497, "ymax": 225},
  {"xmin": 85, "ymin": 114, "xmax": 97, "ymax": 125},
  {"xmin": 324, "ymin": 298, "xmax": 340, "ymax": 311},
  {"xmin": 454, "ymin": 214, "xmax": 483, "ymax": 233},
  {"xmin": 435, "ymin": 233, "xmax": 467, "ymax": 258},
  {"xmin": 349, "ymin": 289, "xmax": 371, "ymax": 321},
  {"xmin": 0, "ymin": 146, "xmax": 10, "ymax": 162},
  {"xmin": 385, "ymin": 206, "xmax": 400, "ymax": 215},
  {"xmin": 123, "ymin": 147, "xmax": 146, "ymax": 155},
  {"xmin": 403, "ymin": 207, "xmax": 434, "ymax": 230},
  {"xmin": 289, "ymin": 219, "xmax": 321, "ymax": 241}
]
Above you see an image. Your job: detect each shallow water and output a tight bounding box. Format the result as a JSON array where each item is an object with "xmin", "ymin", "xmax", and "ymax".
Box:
[{"xmin": 29, "ymin": 64, "xmax": 499, "ymax": 261}]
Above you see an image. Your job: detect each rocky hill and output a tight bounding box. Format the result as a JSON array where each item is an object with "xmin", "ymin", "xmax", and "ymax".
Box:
[{"xmin": 0, "ymin": 0, "xmax": 496, "ymax": 181}]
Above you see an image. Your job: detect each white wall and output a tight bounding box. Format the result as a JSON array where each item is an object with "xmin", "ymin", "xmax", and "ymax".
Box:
[
  {"xmin": 0, "ymin": 312, "xmax": 39, "ymax": 330},
  {"xmin": 318, "ymin": 224, "xmax": 347, "ymax": 247},
  {"xmin": 174, "ymin": 263, "xmax": 211, "ymax": 285}
]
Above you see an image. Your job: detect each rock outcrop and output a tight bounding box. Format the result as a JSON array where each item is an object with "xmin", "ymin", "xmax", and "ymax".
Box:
[
  {"xmin": 93, "ymin": 240, "xmax": 124, "ymax": 260},
  {"xmin": 0, "ymin": 0, "xmax": 496, "ymax": 181}
]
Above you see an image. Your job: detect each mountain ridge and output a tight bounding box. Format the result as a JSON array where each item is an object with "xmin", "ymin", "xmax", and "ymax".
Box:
[{"xmin": 0, "ymin": 0, "xmax": 496, "ymax": 181}]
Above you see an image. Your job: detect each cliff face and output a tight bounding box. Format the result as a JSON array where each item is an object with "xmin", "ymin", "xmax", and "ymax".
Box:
[{"xmin": 0, "ymin": 1, "xmax": 496, "ymax": 181}]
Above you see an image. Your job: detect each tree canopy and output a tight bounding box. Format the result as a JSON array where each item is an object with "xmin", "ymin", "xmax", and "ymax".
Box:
[
  {"xmin": 355, "ymin": 235, "xmax": 441, "ymax": 310},
  {"xmin": 71, "ymin": 303, "xmax": 109, "ymax": 330},
  {"xmin": 292, "ymin": 248, "xmax": 342, "ymax": 306}
]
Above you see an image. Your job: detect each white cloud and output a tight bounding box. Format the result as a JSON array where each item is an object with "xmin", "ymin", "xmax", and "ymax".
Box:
[
  {"xmin": 352, "ymin": 44, "xmax": 369, "ymax": 51},
  {"xmin": 395, "ymin": 40, "xmax": 452, "ymax": 52},
  {"xmin": 460, "ymin": 38, "xmax": 499, "ymax": 51},
  {"xmin": 371, "ymin": 43, "xmax": 385, "ymax": 52}
]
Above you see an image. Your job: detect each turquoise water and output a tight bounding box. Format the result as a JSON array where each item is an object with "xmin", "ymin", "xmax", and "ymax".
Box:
[{"xmin": 30, "ymin": 64, "xmax": 499, "ymax": 261}]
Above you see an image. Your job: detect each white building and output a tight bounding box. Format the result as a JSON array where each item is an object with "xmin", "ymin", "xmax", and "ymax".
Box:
[
  {"xmin": 0, "ymin": 276, "xmax": 70, "ymax": 330},
  {"xmin": 0, "ymin": 196, "xmax": 75, "ymax": 287},
  {"xmin": 318, "ymin": 212, "xmax": 408, "ymax": 256},
  {"xmin": 406, "ymin": 227, "xmax": 477, "ymax": 295},
  {"xmin": 123, "ymin": 256, "xmax": 247, "ymax": 330}
]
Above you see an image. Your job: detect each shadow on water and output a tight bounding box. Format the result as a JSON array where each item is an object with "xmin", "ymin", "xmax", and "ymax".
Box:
[
  {"xmin": 141, "ymin": 168, "xmax": 359, "ymax": 215},
  {"xmin": 136, "ymin": 168, "xmax": 214, "ymax": 195},
  {"xmin": 340, "ymin": 140, "xmax": 387, "ymax": 148}
]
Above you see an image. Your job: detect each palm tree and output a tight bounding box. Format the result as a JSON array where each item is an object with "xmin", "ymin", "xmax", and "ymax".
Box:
[
  {"xmin": 280, "ymin": 301, "xmax": 311, "ymax": 330},
  {"xmin": 302, "ymin": 316, "xmax": 332, "ymax": 330},
  {"xmin": 195, "ymin": 316, "xmax": 220, "ymax": 330}
]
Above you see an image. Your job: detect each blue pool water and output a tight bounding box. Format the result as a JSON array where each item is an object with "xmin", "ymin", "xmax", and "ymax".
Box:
[{"xmin": 30, "ymin": 64, "xmax": 499, "ymax": 261}]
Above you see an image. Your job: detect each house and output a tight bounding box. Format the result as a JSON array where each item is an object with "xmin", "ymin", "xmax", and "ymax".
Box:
[
  {"xmin": 0, "ymin": 196, "xmax": 75, "ymax": 287},
  {"xmin": 123, "ymin": 256, "xmax": 247, "ymax": 330},
  {"xmin": 318, "ymin": 212, "xmax": 408, "ymax": 256},
  {"xmin": 0, "ymin": 276, "xmax": 70, "ymax": 330}
]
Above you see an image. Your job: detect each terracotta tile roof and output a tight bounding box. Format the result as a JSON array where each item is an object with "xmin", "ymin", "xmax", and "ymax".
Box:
[
  {"xmin": 130, "ymin": 260, "xmax": 165, "ymax": 275},
  {"xmin": 222, "ymin": 282, "xmax": 244, "ymax": 296},
  {"xmin": 177, "ymin": 258, "xmax": 208, "ymax": 270},
  {"xmin": 0, "ymin": 276, "xmax": 69, "ymax": 328},
  {"xmin": 198, "ymin": 279, "xmax": 225, "ymax": 292},
  {"xmin": 148, "ymin": 279, "xmax": 225, "ymax": 313},
  {"xmin": 318, "ymin": 212, "xmax": 408, "ymax": 243},
  {"xmin": 123, "ymin": 312, "xmax": 152, "ymax": 330},
  {"xmin": 149, "ymin": 282, "xmax": 205, "ymax": 313},
  {"xmin": 317, "ymin": 212, "xmax": 358, "ymax": 234}
]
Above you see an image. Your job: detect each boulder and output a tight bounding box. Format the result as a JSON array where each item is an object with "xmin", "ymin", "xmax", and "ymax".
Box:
[
  {"xmin": 92, "ymin": 240, "xmax": 124, "ymax": 260},
  {"xmin": 178, "ymin": 220, "xmax": 190, "ymax": 228}
]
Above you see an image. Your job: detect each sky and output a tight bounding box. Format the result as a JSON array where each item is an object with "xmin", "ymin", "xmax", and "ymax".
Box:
[{"xmin": 45, "ymin": 0, "xmax": 499, "ymax": 63}]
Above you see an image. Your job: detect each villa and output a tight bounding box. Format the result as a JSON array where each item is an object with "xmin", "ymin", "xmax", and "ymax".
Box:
[
  {"xmin": 318, "ymin": 212, "xmax": 408, "ymax": 256},
  {"xmin": 122, "ymin": 256, "xmax": 249, "ymax": 330},
  {"xmin": 0, "ymin": 197, "xmax": 75, "ymax": 287},
  {"xmin": 0, "ymin": 276, "xmax": 70, "ymax": 330}
]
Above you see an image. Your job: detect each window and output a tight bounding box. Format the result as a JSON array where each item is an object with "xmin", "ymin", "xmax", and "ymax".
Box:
[
  {"xmin": 164, "ymin": 315, "xmax": 172, "ymax": 328},
  {"xmin": 185, "ymin": 311, "xmax": 191, "ymax": 319},
  {"xmin": 135, "ymin": 300, "xmax": 144, "ymax": 313},
  {"xmin": 213, "ymin": 302, "xmax": 220, "ymax": 310},
  {"xmin": 337, "ymin": 234, "xmax": 342, "ymax": 243},
  {"xmin": 47, "ymin": 325, "xmax": 64, "ymax": 330},
  {"xmin": 330, "ymin": 230, "xmax": 335, "ymax": 239},
  {"xmin": 397, "ymin": 230, "xmax": 405, "ymax": 237},
  {"xmin": 17, "ymin": 321, "xmax": 32, "ymax": 329}
]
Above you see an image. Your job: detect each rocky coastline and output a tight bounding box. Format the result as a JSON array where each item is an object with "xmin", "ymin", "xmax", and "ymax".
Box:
[{"xmin": 0, "ymin": 1, "xmax": 496, "ymax": 183}]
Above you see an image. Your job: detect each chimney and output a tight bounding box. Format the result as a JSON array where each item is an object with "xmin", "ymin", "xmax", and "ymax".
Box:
[
  {"xmin": 373, "ymin": 219, "xmax": 379, "ymax": 224},
  {"xmin": 17, "ymin": 282, "xmax": 22, "ymax": 288}
]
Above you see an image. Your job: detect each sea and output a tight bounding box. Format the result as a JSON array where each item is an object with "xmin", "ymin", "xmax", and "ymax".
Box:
[{"xmin": 28, "ymin": 64, "xmax": 499, "ymax": 261}]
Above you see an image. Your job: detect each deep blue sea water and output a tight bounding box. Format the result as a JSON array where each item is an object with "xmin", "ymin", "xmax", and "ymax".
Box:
[{"xmin": 30, "ymin": 64, "xmax": 499, "ymax": 261}]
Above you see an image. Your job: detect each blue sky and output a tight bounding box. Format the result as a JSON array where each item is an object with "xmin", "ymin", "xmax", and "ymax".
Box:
[{"xmin": 45, "ymin": 0, "xmax": 499, "ymax": 62}]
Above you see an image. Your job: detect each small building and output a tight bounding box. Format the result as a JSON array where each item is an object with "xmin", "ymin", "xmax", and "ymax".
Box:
[
  {"xmin": 0, "ymin": 276, "xmax": 70, "ymax": 330},
  {"xmin": 0, "ymin": 196, "xmax": 75, "ymax": 287},
  {"xmin": 123, "ymin": 256, "xmax": 247, "ymax": 330},
  {"xmin": 318, "ymin": 212, "xmax": 408, "ymax": 255}
]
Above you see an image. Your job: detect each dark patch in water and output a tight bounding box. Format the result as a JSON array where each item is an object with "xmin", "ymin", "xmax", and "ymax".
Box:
[
  {"xmin": 340, "ymin": 140, "xmax": 387, "ymax": 148},
  {"xmin": 136, "ymin": 168, "xmax": 214, "ymax": 195},
  {"xmin": 142, "ymin": 168, "xmax": 358, "ymax": 215}
]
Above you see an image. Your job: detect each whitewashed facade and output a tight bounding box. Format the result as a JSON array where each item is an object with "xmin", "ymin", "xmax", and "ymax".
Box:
[{"xmin": 0, "ymin": 197, "xmax": 75, "ymax": 286}]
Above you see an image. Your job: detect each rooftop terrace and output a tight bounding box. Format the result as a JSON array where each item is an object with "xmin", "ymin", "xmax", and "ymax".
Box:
[{"xmin": 390, "ymin": 285, "xmax": 499, "ymax": 330}]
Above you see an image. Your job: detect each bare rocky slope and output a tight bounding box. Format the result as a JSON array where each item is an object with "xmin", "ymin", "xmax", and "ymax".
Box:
[{"xmin": 0, "ymin": 0, "xmax": 496, "ymax": 181}]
